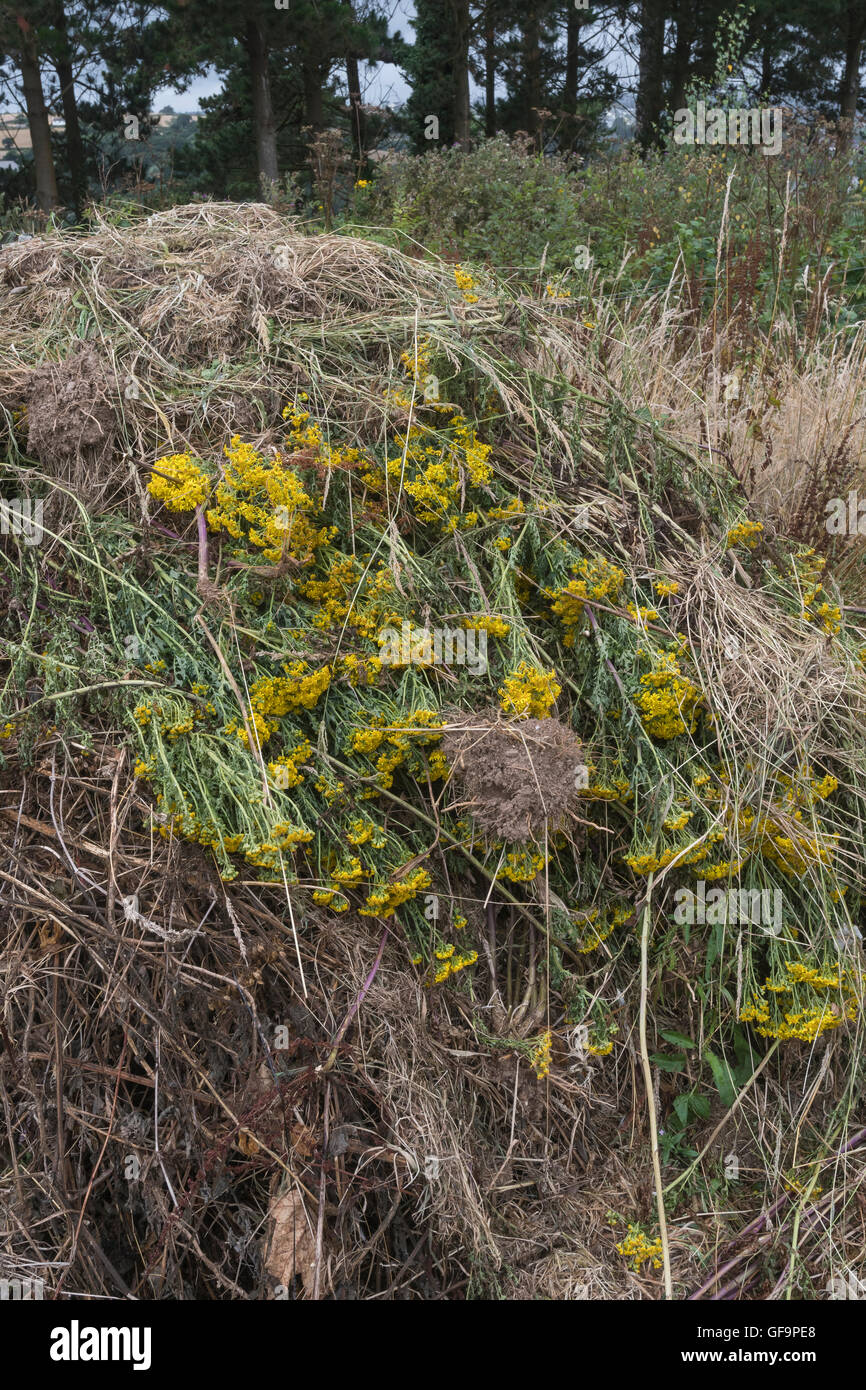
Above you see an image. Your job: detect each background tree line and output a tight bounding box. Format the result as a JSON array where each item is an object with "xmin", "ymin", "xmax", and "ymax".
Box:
[{"xmin": 2, "ymin": 1, "xmax": 866, "ymax": 215}]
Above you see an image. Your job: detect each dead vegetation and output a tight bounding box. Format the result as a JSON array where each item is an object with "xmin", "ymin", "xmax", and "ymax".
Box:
[{"xmin": 0, "ymin": 205, "xmax": 864, "ymax": 1302}]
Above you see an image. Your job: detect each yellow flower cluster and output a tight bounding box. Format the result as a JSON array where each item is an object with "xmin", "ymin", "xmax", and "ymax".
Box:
[
  {"xmin": 347, "ymin": 711, "xmax": 443, "ymax": 791},
  {"xmin": 756, "ymin": 823, "xmax": 838, "ymax": 877},
  {"xmin": 150, "ymin": 787, "xmax": 312, "ymax": 876},
  {"xmin": 148, "ymin": 453, "xmax": 210, "ymax": 513},
  {"xmin": 573, "ymin": 903, "xmax": 634, "ymax": 953},
  {"xmin": 794, "ymin": 549, "xmax": 842, "ymax": 635},
  {"xmin": 455, "ymin": 420, "xmax": 493, "ymax": 486},
  {"xmin": 396, "ymin": 423, "xmax": 492, "ymax": 524},
  {"xmin": 531, "ymin": 1030, "xmax": 552, "ymax": 1079},
  {"xmin": 487, "ymin": 497, "xmax": 525, "ymax": 521},
  {"xmin": 337, "ymin": 652, "xmax": 383, "ymax": 687},
  {"xmin": 635, "ymin": 649, "xmax": 703, "ymax": 739},
  {"xmin": 463, "ymin": 615, "xmax": 510, "ymax": 636},
  {"xmin": 625, "ymin": 601, "xmax": 659, "ymax": 623},
  {"xmin": 497, "ymin": 850, "xmax": 548, "ymax": 883},
  {"xmin": 427, "ymin": 748, "xmax": 450, "ymax": 780},
  {"xmin": 625, "ymin": 832, "xmax": 724, "ymax": 876},
  {"xmin": 454, "ymin": 263, "xmax": 479, "ymax": 303},
  {"xmin": 400, "ymin": 342, "xmax": 430, "ymax": 384},
  {"xmin": 740, "ymin": 958, "xmax": 861, "ymax": 1041},
  {"xmin": 359, "ymin": 867, "xmax": 431, "ymax": 918},
  {"xmin": 346, "ymin": 816, "xmax": 386, "ymax": 848},
  {"xmin": 549, "ymin": 556, "xmax": 625, "ymax": 646},
  {"xmin": 774, "ymin": 764, "xmax": 839, "ymax": 809},
  {"xmin": 616, "ymin": 1225, "xmax": 664, "ymax": 1272},
  {"xmin": 244, "ymin": 822, "xmax": 313, "ymax": 872},
  {"xmin": 224, "ymin": 666, "xmax": 329, "ymax": 749},
  {"xmin": 350, "ymin": 724, "xmax": 386, "ymax": 754},
  {"xmin": 206, "ymin": 436, "xmax": 334, "ymax": 565},
  {"xmin": 428, "ymin": 946, "xmax": 479, "ymax": 986},
  {"xmin": 253, "ymin": 664, "xmax": 331, "ymax": 718},
  {"xmin": 312, "ymin": 888, "xmax": 349, "ymax": 912},
  {"xmin": 726, "ymin": 518, "xmax": 764, "ymax": 549},
  {"xmin": 267, "ymin": 738, "xmax": 312, "ymax": 790},
  {"xmin": 702, "ymin": 856, "xmax": 748, "ymax": 881},
  {"xmin": 331, "ymin": 856, "xmax": 365, "ymax": 885},
  {"xmin": 577, "ymin": 774, "xmax": 631, "ymax": 802},
  {"xmin": 297, "ymin": 554, "xmax": 359, "ymax": 626},
  {"xmin": 498, "ymin": 661, "xmax": 561, "ymax": 718}
]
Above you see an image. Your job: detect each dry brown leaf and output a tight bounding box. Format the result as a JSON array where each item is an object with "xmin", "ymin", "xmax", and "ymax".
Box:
[
  {"xmin": 237, "ymin": 1129, "xmax": 260, "ymax": 1157},
  {"xmin": 265, "ymin": 1187, "xmax": 316, "ymax": 1294}
]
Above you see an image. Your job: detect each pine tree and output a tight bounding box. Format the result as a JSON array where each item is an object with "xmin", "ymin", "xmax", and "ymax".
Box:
[
  {"xmin": 404, "ymin": 0, "xmax": 472, "ymax": 152},
  {"xmin": 0, "ymin": 6, "xmax": 59, "ymax": 210}
]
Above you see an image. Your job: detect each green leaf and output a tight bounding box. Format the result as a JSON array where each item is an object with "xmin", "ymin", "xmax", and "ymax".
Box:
[
  {"xmin": 705, "ymin": 1049, "xmax": 736, "ymax": 1109},
  {"xmin": 651, "ymin": 1052, "xmax": 686, "ymax": 1072},
  {"xmin": 661, "ymin": 1030, "xmax": 696, "ymax": 1049}
]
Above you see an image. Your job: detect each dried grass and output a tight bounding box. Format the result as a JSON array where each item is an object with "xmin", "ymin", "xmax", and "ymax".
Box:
[{"xmin": 0, "ymin": 206, "xmax": 864, "ymax": 1301}]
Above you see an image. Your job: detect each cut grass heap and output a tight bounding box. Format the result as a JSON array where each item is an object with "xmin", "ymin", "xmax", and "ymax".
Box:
[{"xmin": 0, "ymin": 204, "xmax": 863, "ymax": 1300}]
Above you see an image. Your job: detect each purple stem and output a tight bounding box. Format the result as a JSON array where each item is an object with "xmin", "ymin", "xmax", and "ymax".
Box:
[
  {"xmin": 584, "ymin": 601, "xmax": 626, "ymax": 697},
  {"xmin": 151, "ymin": 522, "xmax": 197, "ymax": 545},
  {"xmin": 690, "ymin": 1126, "xmax": 866, "ymax": 1300},
  {"xmin": 332, "ymin": 926, "xmax": 389, "ymax": 1048},
  {"xmin": 690, "ymin": 1232, "xmax": 776, "ymax": 1302}
]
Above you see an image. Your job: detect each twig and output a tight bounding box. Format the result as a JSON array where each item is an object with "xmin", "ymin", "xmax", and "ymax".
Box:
[{"xmin": 638, "ymin": 871, "xmax": 672, "ymax": 1299}]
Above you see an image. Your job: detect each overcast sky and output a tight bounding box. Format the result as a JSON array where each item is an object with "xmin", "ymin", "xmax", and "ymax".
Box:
[
  {"xmin": 152, "ymin": 0, "xmax": 419, "ymax": 114},
  {"xmin": 150, "ymin": 2, "xmax": 636, "ymax": 122}
]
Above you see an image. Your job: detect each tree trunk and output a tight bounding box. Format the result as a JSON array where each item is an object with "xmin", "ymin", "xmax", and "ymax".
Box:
[
  {"xmin": 485, "ymin": 4, "xmax": 496, "ymax": 136},
  {"xmin": 302, "ymin": 61, "xmax": 325, "ymax": 131},
  {"xmin": 346, "ymin": 53, "xmax": 367, "ymax": 168},
  {"xmin": 244, "ymin": 11, "xmax": 279, "ymax": 184},
  {"xmin": 16, "ymin": 14, "xmax": 59, "ymax": 212},
  {"xmin": 564, "ymin": 4, "xmax": 580, "ymax": 115},
  {"xmin": 523, "ymin": 4, "xmax": 542, "ymax": 141},
  {"xmin": 635, "ymin": 0, "xmax": 665, "ymax": 151},
  {"xmin": 451, "ymin": 0, "xmax": 471, "ymax": 148},
  {"xmin": 669, "ymin": 1, "xmax": 693, "ymax": 117},
  {"xmin": 839, "ymin": 3, "xmax": 866, "ymax": 142},
  {"xmin": 52, "ymin": 0, "xmax": 86, "ymax": 212}
]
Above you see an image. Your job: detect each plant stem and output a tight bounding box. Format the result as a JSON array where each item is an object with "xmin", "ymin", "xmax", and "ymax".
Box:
[{"xmin": 638, "ymin": 871, "xmax": 673, "ymax": 1299}]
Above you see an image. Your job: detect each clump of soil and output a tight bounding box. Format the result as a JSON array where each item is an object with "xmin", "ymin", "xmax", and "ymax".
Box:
[
  {"xmin": 26, "ymin": 346, "xmax": 118, "ymax": 508},
  {"xmin": 442, "ymin": 713, "xmax": 584, "ymax": 840}
]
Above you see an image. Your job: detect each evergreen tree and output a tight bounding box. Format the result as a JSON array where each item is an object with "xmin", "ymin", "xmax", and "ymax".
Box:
[{"xmin": 403, "ymin": 0, "xmax": 472, "ymax": 152}]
